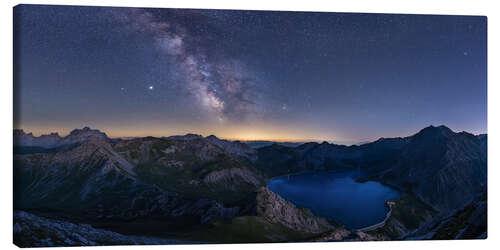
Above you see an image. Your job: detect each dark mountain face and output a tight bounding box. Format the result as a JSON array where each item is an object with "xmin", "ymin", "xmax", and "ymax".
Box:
[
  {"xmin": 477, "ymin": 134, "xmax": 487, "ymax": 152},
  {"xmin": 356, "ymin": 137, "xmax": 409, "ymax": 171},
  {"xmin": 255, "ymin": 137, "xmax": 408, "ymax": 177},
  {"xmin": 255, "ymin": 142, "xmax": 367, "ymax": 177},
  {"xmin": 255, "ymin": 144, "xmax": 303, "ymax": 176},
  {"xmin": 379, "ymin": 126, "xmax": 486, "ymax": 211}
]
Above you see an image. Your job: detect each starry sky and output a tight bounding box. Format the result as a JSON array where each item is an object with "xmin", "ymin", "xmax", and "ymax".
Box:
[{"xmin": 14, "ymin": 5, "xmax": 487, "ymax": 144}]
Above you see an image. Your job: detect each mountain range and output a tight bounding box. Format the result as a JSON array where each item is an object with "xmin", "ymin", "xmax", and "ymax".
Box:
[{"xmin": 13, "ymin": 125, "xmax": 487, "ymax": 246}]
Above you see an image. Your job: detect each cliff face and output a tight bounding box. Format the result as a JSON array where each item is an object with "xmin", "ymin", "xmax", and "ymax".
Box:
[
  {"xmin": 203, "ymin": 168, "xmax": 262, "ymax": 188},
  {"xmin": 255, "ymin": 187, "xmax": 338, "ymax": 234}
]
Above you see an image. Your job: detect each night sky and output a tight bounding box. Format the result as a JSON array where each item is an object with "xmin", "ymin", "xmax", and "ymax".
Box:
[{"xmin": 14, "ymin": 5, "xmax": 487, "ymax": 144}]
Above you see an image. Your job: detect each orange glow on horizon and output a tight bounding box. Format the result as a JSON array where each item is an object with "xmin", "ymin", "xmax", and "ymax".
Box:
[{"xmin": 14, "ymin": 123, "xmax": 347, "ymax": 143}]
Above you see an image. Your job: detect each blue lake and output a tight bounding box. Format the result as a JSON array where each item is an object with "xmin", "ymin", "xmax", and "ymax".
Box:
[{"xmin": 268, "ymin": 171, "xmax": 400, "ymax": 229}]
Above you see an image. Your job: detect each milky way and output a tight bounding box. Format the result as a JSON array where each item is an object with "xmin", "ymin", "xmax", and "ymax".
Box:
[{"xmin": 111, "ymin": 8, "xmax": 263, "ymax": 122}]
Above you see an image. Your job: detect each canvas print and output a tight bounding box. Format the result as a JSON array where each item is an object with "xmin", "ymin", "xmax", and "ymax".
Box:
[{"xmin": 13, "ymin": 4, "xmax": 487, "ymax": 247}]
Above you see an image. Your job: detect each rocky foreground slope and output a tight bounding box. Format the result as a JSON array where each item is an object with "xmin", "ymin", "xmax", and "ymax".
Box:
[
  {"xmin": 14, "ymin": 210, "xmax": 190, "ymax": 247},
  {"xmin": 14, "ymin": 186, "xmax": 348, "ymax": 246}
]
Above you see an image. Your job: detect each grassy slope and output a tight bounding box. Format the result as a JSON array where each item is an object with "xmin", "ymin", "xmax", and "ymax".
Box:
[
  {"xmin": 184, "ymin": 216, "xmax": 317, "ymax": 243},
  {"xmin": 431, "ymin": 193, "xmax": 486, "ymax": 239},
  {"xmin": 368, "ymin": 194, "xmax": 437, "ymax": 239}
]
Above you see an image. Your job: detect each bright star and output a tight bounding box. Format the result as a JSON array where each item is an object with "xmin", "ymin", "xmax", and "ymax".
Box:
[{"xmin": 148, "ymin": 85, "xmax": 154, "ymax": 90}]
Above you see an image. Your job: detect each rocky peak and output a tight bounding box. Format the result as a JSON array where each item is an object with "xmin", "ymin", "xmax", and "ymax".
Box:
[
  {"xmin": 406, "ymin": 125, "xmax": 457, "ymax": 152},
  {"xmin": 14, "ymin": 129, "xmax": 62, "ymax": 148},
  {"xmin": 317, "ymin": 141, "xmax": 336, "ymax": 150},
  {"xmin": 67, "ymin": 127, "xmax": 106, "ymax": 138},
  {"xmin": 61, "ymin": 127, "xmax": 108, "ymax": 145},
  {"xmin": 414, "ymin": 125, "xmax": 454, "ymax": 138},
  {"xmin": 205, "ymin": 134, "xmax": 257, "ymax": 162},
  {"xmin": 14, "ymin": 127, "xmax": 108, "ymax": 149},
  {"xmin": 205, "ymin": 135, "xmax": 218, "ymax": 140},
  {"xmin": 13, "ymin": 129, "xmax": 28, "ymax": 136},
  {"xmin": 408, "ymin": 125, "xmax": 483, "ymax": 154}
]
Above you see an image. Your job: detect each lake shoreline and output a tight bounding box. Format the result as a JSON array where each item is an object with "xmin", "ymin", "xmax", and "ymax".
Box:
[{"xmin": 356, "ymin": 202, "xmax": 394, "ymax": 232}]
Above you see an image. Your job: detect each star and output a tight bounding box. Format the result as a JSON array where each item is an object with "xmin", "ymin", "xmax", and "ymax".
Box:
[
  {"xmin": 463, "ymin": 51, "xmax": 468, "ymax": 56},
  {"xmin": 148, "ymin": 86, "xmax": 154, "ymax": 90}
]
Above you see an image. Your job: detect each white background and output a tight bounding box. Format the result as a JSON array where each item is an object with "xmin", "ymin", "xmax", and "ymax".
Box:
[{"xmin": 0, "ymin": 0, "xmax": 498, "ymax": 249}]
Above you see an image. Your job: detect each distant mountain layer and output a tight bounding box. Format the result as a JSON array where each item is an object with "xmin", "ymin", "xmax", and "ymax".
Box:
[
  {"xmin": 241, "ymin": 141, "xmax": 305, "ymax": 149},
  {"xmin": 13, "ymin": 125, "xmax": 487, "ymax": 245},
  {"xmin": 14, "ymin": 127, "xmax": 107, "ymax": 149}
]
